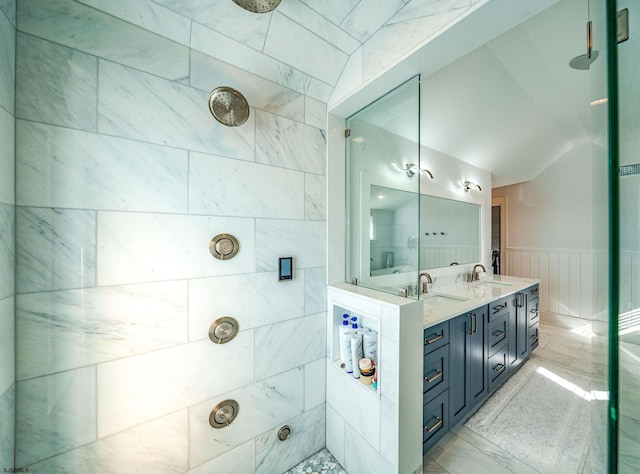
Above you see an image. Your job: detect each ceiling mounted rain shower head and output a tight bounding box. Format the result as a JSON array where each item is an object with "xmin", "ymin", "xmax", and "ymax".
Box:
[
  {"xmin": 208, "ymin": 87, "xmax": 250, "ymax": 127},
  {"xmin": 569, "ymin": 2, "xmax": 599, "ymax": 70},
  {"xmin": 232, "ymin": 0, "xmax": 281, "ymax": 13}
]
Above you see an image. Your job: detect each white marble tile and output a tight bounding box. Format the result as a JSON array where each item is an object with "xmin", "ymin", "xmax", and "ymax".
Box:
[
  {"xmin": 0, "ymin": 107, "xmax": 14, "ymax": 205},
  {"xmin": 188, "ymin": 271, "xmax": 305, "ymax": 340},
  {"xmin": 156, "ymin": 0, "xmax": 270, "ymax": 50},
  {"xmin": 305, "ymin": 96, "xmax": 327, "ymax": 130},
  {"xmin": 255, "ymin": 404, "xmax": 325, "ymax": 474},
  {"xmin": 17, "ymin": 0, "xmax": 189, "ymax": 81},
  {"xmin": 0, "ymin": 204, "xmax": 14, "ymax": 300},
  {"xmin": 264, "ymin": 12, "xmax": 348, "ymax": 86},
  {"xmin": 326, "ymin": 366, "xmax": 380, "ymax": 449},
  {"xmin": 306, "ymin": 78, "xmax": 334, "ymax": 103},
  {"xmin": 326, "ymin": 403, "xmax": 345, "ymax": 467},
  {"xmin": 16, "ymin": 366, "xmax": 97, "ymax": 466},
  {"xmin": 16, "ymin": 281, "xmax": 188, "ymax": 380},
  {"xmin": 187, "ymin": 440, "xmax": 254, "ymax": 474},
  {"xmin": 189, "ymin": 50, "xmax": 305, "ymax": 123},
  {"xmin": 0, "ymin": 8, "xmax": 14, "ymax": 115},
  {"xmin": 304, "ymin": 266, "xmax": 327, "ymax": 315},
  {"xmin": 255, "ymin": 314, "xmax": 326, "ymax": 380},
  {"xmin": 305, "ymin": 173, "xmax": 327, "ymax": 221},
  {"xmin": 190, "ymin": 22, "xmax": 311, "ymax": 95},
  {"xmin": 0, "ymin": 297, "xmax": 14, "ymax": 396},
  {"xmin": 98, "ymin": 60, "xmax": 255, "ymax": 159},
  {"xmin": 339, "ymin": 0, "xmax": 404, "ymax": 43},
  {"xmin": 0, "ymin": 0, "xmax": 15, "ymax": 26},
  {"xmin": 189, "ymin": 152, "xmax": 305, "ymax": 219},
  {"xmin": 97, "ymin": 335, "xmax": 253, "ymax": 437},
  {"xmin": 76, "ymin": 0, "xmax": 191, "ymax": 46},
  {"xmin": 0, "ymin": 384, "xmax": 14, "ymax": 469},
  {"xmin": 330, "ymin": 46, "xmax": 363, "ymax": 106},
  {"xmin": 380, "ymin": 335, "xmax": 400, "ymax": 465},
  {"xmin": 16, "ymin": 121, "xmax": 188, "ymax": 212},
  {"xmin": 188, "ymin": 368, "xmax": 303, "ymax": 466},
  {"xmin": 304, "ymin": 358, "xmax": 326, "ymax": 410},
  {"xmin": 29, "ymin": 410, "xmax": 188, "ymax": 474},
  {"xmin": 299, "ymin": 0, "xmax": 359, "ymax": 26},
  {"xmin": 255, "ymin": 219, "xmax": 326, "ymax": 272},
  {"xmin": 96, "ymin": 212, "xmax": 255, "ymax": 285},
  {"xmin": 16, "ymin": 33, "xmax": 97, "ymax": 131},
  {"xmin": 16, "ymin": 208, "xmax": 96, "ymax": 293},
  {"xmin": 277, "ymin": 1, "xmax": 361, "ymax": 55},
  {"xmin": 256, "ymin": 111, "xmax": 326, "ymax": 175},
  {"xmin": 343, "ymin": 423, "xmax": 394, "ymax": 474}
]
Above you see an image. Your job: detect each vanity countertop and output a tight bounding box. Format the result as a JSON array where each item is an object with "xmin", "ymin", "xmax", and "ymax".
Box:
[{"xmin": 422, "ymin": 275, "xmax": 540, "ymax": 329}]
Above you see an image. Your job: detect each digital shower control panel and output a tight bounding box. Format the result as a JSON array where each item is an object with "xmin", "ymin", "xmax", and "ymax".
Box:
[{"xmin": 279, "ymin": 257, "xmax": 293, "ymax": 281}]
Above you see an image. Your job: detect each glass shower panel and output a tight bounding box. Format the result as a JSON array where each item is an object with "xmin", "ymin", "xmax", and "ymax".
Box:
[
  {"xmin": 345, "ymin": 76, "xmax": 421, "ymax": 297},
  {"xmin": 615, "ymin": 1, "xmax": 640, "ymax": 471}
]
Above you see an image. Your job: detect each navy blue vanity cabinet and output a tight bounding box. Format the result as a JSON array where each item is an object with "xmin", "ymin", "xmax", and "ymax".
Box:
[
  {"xmin": 528, "ymin": 288, "xmax": 540, "ymax": 351},
  {"xmin": 423, "ymin": 321, "xmax": 450, "ymax": 453},
  {"xmin": 449, "ymin": 306, "xmax": 488, "ymax": 426},
  {"xmin": 488, "ymin": 297, "xmax": 511, "ymax": 391}
]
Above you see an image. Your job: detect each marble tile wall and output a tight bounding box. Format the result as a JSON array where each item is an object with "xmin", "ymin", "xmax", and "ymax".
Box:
[
  {"xmin": 13, "ymin": 0, "xmax": 327, "ymax": 471},
  {"xmin": 0, "ymin": 0, "xmax": 15, "ymax": 471}
]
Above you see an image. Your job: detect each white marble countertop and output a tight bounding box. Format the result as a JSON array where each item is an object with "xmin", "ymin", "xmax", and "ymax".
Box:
[{"xmin": 422, "ymin": 275, "xmax": 540, "ymax": 328}]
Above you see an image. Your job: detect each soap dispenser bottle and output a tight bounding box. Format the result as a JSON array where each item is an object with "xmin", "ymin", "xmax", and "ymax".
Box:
[{"xmin": 338, "ymin": 314, "xmax": 350, "ymax": 363}]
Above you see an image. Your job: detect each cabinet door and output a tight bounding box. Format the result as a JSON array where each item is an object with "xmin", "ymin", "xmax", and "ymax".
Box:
[
  {"xmin": 449, "ymin": 313, "xmax": 469, "ymax": 426},
  {"xmin": 468, "ymin": 307, "xmax": 488, "ymax": 408}
]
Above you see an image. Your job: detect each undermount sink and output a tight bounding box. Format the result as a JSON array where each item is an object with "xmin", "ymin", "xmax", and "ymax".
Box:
[
  {"xmin": 479, "ymin": 281, "xmax": 512, "ymax": 288},
  {"xmin": 423, "ymin": 294, "xmax": 468, "ymax": 306}
]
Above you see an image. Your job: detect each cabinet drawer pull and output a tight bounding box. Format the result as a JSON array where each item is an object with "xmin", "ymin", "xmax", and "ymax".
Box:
[
  {"xmin": 492, "ymin": 304, "xmax": 506, "ymax": 314},
  {"xmin": 493, "ymin": 330, "xmax": 506, "ymax": 338},
  {"xmin": 424, "ymin": 416, "xmax": 443, "ymax": 433},
  {"xmin": 531, "ymin": 289, "xmax": 538, "ymax": 296},
  {"xmin": 530, "ymin": 309, "xmax": 538, "ymax": 314},
  {"xmin": 494, "ymin": 364, "xmax": 506, "ymax": 374},
  {"xmin": 530, "ymin": 336, "xmax": 539, "ymax": 343},
  {"xmin": 425, "ymin": 333, "xmax": 443, "ymax": 345},
  {"xmin": 424, "ymin": 370, "xmax": 443, "ymax": 383}
]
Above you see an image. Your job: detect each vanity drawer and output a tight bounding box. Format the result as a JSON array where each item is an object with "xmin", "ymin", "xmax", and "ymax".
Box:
[
  {"xmin": 528, "ymin": 285, "xmax": 540, "ymax": 299},
  {"xmin": 424, "ymin": 321, "xmax": 449, "ymax": 354},
  {"xmin": 529, "ymin": 322, "xmax": 540, "ymax": 351},
  {"xmin": 423, "ymin": 345, "xmax": 449, "ymax": 401},
  {"xmin": 423, "ymin": 390, "xmax": 449, "ymax": 453},
  {"xmin": 488, "ymin": 313, "xmax": 508, "ymax": 356},
  {"xmin": 488, "ymin": 345, "xmax": 509, "ymax": 392},
  {"xmin": 528, "ymin": 298, "xmax": 539, "ymax": 327},
  {"xmin": 489, "ymin": 296, "xmax": 510, "ymax": 321}
]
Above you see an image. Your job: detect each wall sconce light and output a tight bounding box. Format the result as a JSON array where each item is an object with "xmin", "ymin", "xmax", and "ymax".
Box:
[
  {"xmin": 392, "ymin": 162, "xmax": 434, "ymax": 179},
  {"xmin": 462, "ymin": 180, "xmax": 482, "ymax": 192}
]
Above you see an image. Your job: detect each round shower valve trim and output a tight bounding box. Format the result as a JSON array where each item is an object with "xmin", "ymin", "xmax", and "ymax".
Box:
[
  {"xmin": 209, "ymin": 233, "xmax": 240, "ymax": 260},
  {"xmin": 209, "ymin": 317, "xmax": 239, "ymax": 344},
  {"xmin": 209, "ymin": 399, "xmax": 239, "ymax": 429}
]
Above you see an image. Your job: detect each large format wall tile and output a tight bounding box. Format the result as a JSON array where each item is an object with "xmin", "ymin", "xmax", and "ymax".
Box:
[
  {"xmin": 305, "ymin": 173, "xmax": 327, "ymax": 220},
  {"xmin": 189, "ymin": 271, "xmax": 304, "ymax": 340},
  {"xmin": 16, "ymin": 366, "xmax": 97, "ymax": 467},
  {"xmin": 16, "ymin": 34, "xmax": 97, "ymax": 131},
  {"xmin": 0, "ymin": 0, "xmax": 15, "ymax": 25},
  {"xmin": 16, "ymin": 281, "xmax": 188, "ymax": 380},
  {"xmin": 16, "ymin": 121, "xmax": 188, "ymax": 212},
  {"xmin": 0, "ymin": 7, "xmax": 14, "ymax": 115},
  {"xmin": 299, "ymin": 0, "xmax": 358, "ymax": 26},
  {"xmin": 255, "ymin": 219, "xmax": 326, "ymax": 272},
  {"xmin": 0, "ymin": 107, "xmax": 14, "ymax": 205},
  {"xmin": 0, "ymin": 384, "xmax": 14, "ymax": 470},
  {"xmin": 254, "ymin": 314, "xmax": 326, "ymax": 380},
  {"xmin": 304, "ymin": 266, "xmax": 327, "ymax": 315},
  {"xmin": 17, "ymin": 0, "xmax": 188, "ymax": 81},
  {"xmin": 28, "ymin": 410, "xmax": 188, "ymax": 474},
  {"xmin": 343, "ymin": 423, "xmax": 394, "ymax": 474},
  {"xmin": 0, "ymin": 204, "xmax": 14, "ymax": 300},
  {"xmin": 186, "ymin": 440, "xmax": 254, "ymax": 474},
  {"xmin": 264, "ymin": 13, "xmax": 347, "ymax": 86},
  {"xmin": 96, "ymin": 212, "xmax": 255, "ymax": 285},
  {"xmin": 189, "ymin": 50, "xmax": 305, "ymax": 123},
  {"xmin": 256, "ymin": 111, "xmax": 326, "ymax": 175},
  {"xmin": 98, "ymin": 61, "xmax": 255, "ymax": 159},
  {"xmin": 190, "ymin": 22, "xmax": 311, "ymax": 95},
  {"xmin": 189, "ymin": 152, "xmax": 305, "ymax": 219},
  {"xmin": 339, "ymin": 0, "xmax": 404, "ymax": 43},
  {"xmin": 76, "ymin": 0, "xmax": 191, "ymax": 46},
  {"xmin": 304, "ymin": 358, "xmax": 326, "ymax": 410},
  {"xmin": 97, "ymin": 335, "xmax": 254, "ymax": 437},
  {"xmin": 255, "ymin": 404, "xmax": 325, "ymax": 474},
  {"xmin": 188, "ymin": 368, "xmax": 303, "ymax": 466},
  {"xmin": 0, "ymin": 297, "xmax": 14, "ymax": 395},
  {"xmin": 16, "ymin": 207, "xmax": 96, "ymax": 293}
]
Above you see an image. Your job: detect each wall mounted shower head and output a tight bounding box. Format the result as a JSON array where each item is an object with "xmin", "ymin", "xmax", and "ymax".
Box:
[{"xmin": 232, "ymin": 0, "xmax": 281, "ymax": 13}]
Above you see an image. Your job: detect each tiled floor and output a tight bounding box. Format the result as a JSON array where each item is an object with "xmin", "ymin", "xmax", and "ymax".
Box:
[{"xmin": 291, "ymin": 321, "xmax": 609, "ymax": 474}]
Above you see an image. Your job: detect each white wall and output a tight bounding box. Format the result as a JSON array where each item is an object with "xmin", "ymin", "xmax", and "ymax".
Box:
[{"xmin": 493, "ymin": 142, "xmax": 609, "ymax": 323}]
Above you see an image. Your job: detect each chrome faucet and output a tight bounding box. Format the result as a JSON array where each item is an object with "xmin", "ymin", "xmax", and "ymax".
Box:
[
  {"xmin": 419, "ymin": 272, "xmax": 433, "ymax": 294},
  {"xmin": 472, "ymin": 264, "xmax": 486, "ymax": 281}
]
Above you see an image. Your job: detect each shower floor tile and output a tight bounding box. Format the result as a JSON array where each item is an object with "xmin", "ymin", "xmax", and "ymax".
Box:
[{"xmin": 284, "ymin": 448, "xmax": 346, "ymax": 474}]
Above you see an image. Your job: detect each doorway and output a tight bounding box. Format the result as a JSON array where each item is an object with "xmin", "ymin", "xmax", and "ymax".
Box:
[{"xmin": 491, "ymin": 196, "xmax": 507, "ymax": 275}]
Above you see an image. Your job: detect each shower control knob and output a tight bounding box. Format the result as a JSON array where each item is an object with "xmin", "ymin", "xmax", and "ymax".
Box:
[
  {"xmin": 209, "ymin": 400, "xmax": 239, "ymax": 429},
  {"xmin": 209, "ymin": 317, "xmax": 239, "ymax": 344},
  {"xmin": 209, "ymin": 233, "xmax": 240, "ymax": 260}
]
